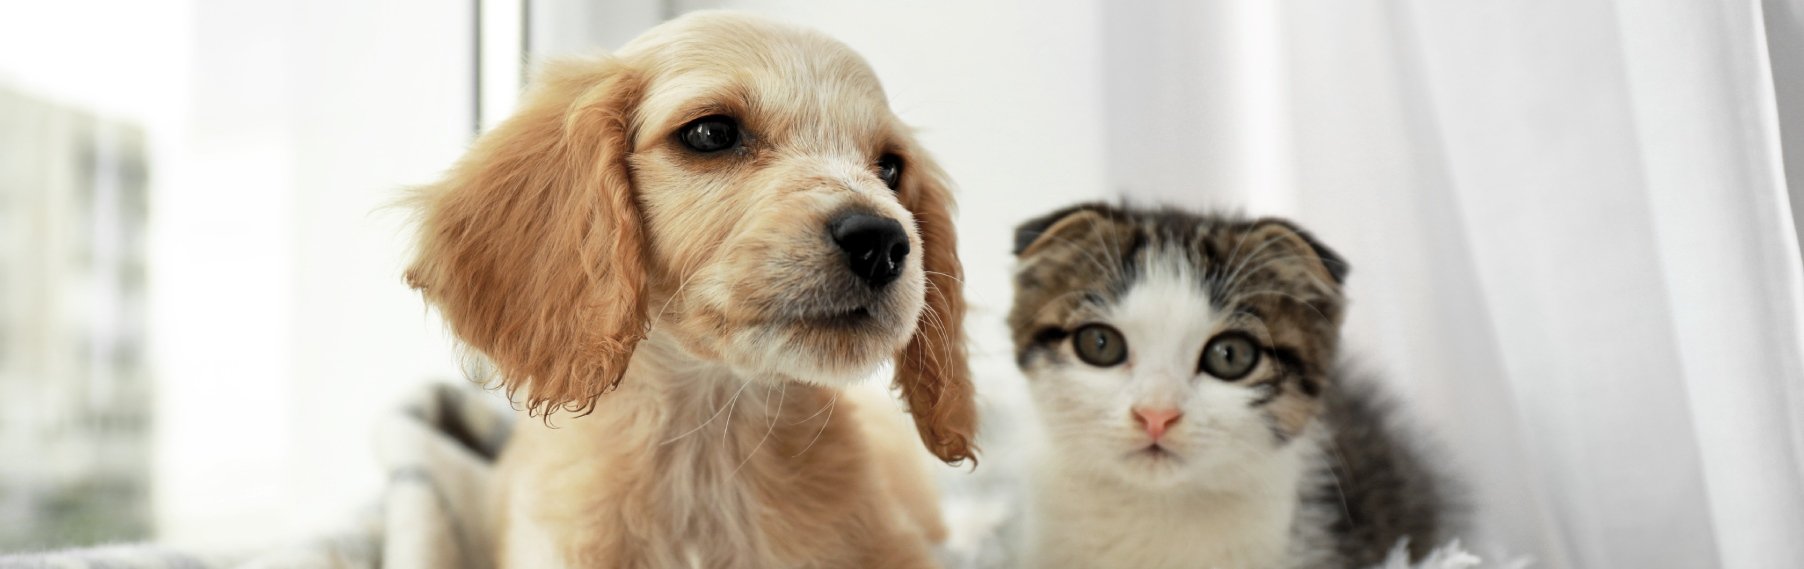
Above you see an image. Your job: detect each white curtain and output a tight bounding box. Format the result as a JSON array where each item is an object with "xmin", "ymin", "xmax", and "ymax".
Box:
[{"xmin": 1118, "ymin": 1, "xmax": 1804, "ymax": 567}]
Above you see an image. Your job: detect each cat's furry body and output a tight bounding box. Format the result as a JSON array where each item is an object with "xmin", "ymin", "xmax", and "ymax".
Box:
[{"xmin": 1008, "ymin": 203, "xmax": 1457, "ymax": 569}]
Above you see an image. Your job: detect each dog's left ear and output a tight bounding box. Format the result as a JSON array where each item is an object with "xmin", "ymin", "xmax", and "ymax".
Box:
[{"xmin": 893, "ymin": 144, "xmax": 978, "ymax": 466}]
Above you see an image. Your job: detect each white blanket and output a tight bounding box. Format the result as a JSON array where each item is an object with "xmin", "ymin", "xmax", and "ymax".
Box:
[{"xmin": 1, "ymin": 384, "xmax": 1522, "ymax": 569}]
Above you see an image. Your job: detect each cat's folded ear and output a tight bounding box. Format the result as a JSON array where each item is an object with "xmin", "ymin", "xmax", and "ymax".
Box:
[
  {"xmin": 1012, "ymin": 202, "xmax": 1122, "ymax": 258},
  {"xmin": 1247, "ymin": 218, "xmax": 1350, "ymax": 286}
]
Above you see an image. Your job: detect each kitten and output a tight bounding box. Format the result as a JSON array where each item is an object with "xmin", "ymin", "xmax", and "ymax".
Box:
[{"xmin": 1007, "ymin": 203, "xmax": 1457, "ymax": 569}]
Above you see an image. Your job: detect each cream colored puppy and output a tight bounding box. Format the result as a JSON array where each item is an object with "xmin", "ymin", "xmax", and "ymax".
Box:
[{"xmin": 405, "ymin": 11, "xmax": 975, "ymax": 569}]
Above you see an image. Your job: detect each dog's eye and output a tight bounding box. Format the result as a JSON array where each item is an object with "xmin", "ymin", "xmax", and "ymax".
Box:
[
  {"xmin": 876, "ymin": 154, "xmax": 903, "ymax": 190},
  {"xmin": 679, "ymin": 116, "xmax": 740, "ymax": 153}
]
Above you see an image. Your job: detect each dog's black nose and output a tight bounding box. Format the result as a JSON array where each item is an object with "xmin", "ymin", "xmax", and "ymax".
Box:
[{"xmin": 830, "ymin": 213, "xmax": 910, "ymax": 288}]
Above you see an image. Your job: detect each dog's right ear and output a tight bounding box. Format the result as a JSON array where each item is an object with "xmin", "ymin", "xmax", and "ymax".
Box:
[{"xmin": 406, "ymin": 57, "xmax": 649, "ymax": 416}]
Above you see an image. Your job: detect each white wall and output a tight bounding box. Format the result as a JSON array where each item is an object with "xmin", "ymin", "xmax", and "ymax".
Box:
[
  {"xmin": 281, "ymin": 0, "xmax": 473, "ymax": 543},
  {"xmin": 156, "ymin": 0, "xmax": 296, "ymax": 548},
  {"xmin": 169, "ymin": 0, "xmax": 476, "ymax": 547}
]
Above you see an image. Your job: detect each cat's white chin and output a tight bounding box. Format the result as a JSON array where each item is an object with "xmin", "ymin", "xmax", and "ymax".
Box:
[
  {"xmin": 1102, "ymin": 439, "xmax": 1288, "ymax": 494},
  {"xmin": 1114, "ymin": 445, "xmax": 1197, "ymax": 487}
]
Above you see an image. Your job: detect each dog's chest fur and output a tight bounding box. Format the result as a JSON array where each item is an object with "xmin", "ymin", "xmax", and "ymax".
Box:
[
  {"xmin": 496, "ymin": 343, "xmax": 918, "ymax": 569},
  {"xmin": 654, "ymin": 375, "xmax": 868, "ymax": 565}
]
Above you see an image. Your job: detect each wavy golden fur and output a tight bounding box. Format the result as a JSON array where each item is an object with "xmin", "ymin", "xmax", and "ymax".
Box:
[{"xmin": 406, "ymin": 11, "xmax": 974, "ymax": 568}]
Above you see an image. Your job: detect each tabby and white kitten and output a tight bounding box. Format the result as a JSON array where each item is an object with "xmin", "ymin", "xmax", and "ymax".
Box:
[{"xmin": 1008, "ymin": 203, "xmax": 1456, "ymax": 569}]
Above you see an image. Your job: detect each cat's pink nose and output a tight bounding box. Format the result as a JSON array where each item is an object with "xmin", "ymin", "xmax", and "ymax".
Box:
[{"xmin": 1133, "ymin": 407, "xmax": 1183, "ymax": 440}]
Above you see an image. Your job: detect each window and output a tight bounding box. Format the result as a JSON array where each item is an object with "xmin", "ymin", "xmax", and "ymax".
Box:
[{"xmin": 0, "ymin": 86, "xmax": 151, "ymax": 549}]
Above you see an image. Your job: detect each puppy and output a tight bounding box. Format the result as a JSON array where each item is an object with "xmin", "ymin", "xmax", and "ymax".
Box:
[{"xmin": 404, "ymin": 11, "xmax": 975, "ymax": 569}]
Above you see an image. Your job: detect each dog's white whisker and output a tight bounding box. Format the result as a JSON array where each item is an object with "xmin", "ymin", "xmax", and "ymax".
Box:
[
  {"xmin": 790, "ymin": 387, "xmax": 840, "ymax": 425},
  {"xmin": 791, "ymin": 391, "xmax": 839, "ymax": 458},
  {"xmin": 923, "ymin": 270, "xmax": 965, "ymax": 285},
  {"xmin": 917, "ymin": 280, "xmax": 958, "ymax": 380},
  {"xmin": 721, "ymin": 378, "xmax": 746, "ymax": 437},
  {"xmin": 730, "ymin": 382, "xmax": 786, "ymax": 478},
  {"xmin": 660, "ymin": 375, "xmax": 753, "ymax": 446},
  {"xmin": 650, "ymin": 257, "xmax": 708, "ymax": 325}
]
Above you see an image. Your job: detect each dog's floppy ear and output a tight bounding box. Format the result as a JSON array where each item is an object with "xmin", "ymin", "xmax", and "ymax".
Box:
[
  {"xmin": 873, "ymin": 144, "xmax": 974, "ymax": 466},
  {"xmin": 893, "ymin": 145, "xmax": 978, "ymax": 466},
  {"xmin": 406, "ymin": 57, "xmax": 650, "ymax": 416}
]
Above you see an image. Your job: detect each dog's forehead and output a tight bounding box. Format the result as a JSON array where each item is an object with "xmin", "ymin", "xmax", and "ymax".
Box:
[
  {"xmin": 624, "ymin": 13, "xmax": 897, "ymax": 148},
  {"xmin": 622, "ymin": 12, "xmax": 873, "ymax": 75}
]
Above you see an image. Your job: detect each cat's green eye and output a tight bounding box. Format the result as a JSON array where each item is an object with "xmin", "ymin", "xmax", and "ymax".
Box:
[
  {"xmin": 1072, "ymin": 324, "xmax": 1128, "ymax": 367},
  {"xmin": 1200, "ymin": 332, "xmax": 1260, "ymax": 380}
]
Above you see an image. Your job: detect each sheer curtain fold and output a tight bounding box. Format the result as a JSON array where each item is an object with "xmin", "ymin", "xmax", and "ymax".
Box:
[
  {"xmin": 1403, "ymin": 2, "xmax": 1726, "ymax": 567},
  {"xmin": 1618, "ymin": 1, "xmax": 1804, "ymax": 566},
  {"xmin": 1120, "ymin": 0, "xmax": 1804, "ymax": 567}
]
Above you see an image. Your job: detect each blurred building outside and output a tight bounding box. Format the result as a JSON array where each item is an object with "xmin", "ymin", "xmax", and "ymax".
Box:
[{"xmin": 0, "ymin": 86, "xmax": 153, "ymax": 549}]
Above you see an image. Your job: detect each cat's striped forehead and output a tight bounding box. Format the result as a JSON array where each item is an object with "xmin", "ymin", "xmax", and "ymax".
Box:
[
  {"xmin": 1008, "ymin": 203, "xmax": 1346, "ymax": 330},
  {"xmin": 1007, "ymin": 203, "xmax": 1349, "ymax": 437}
]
